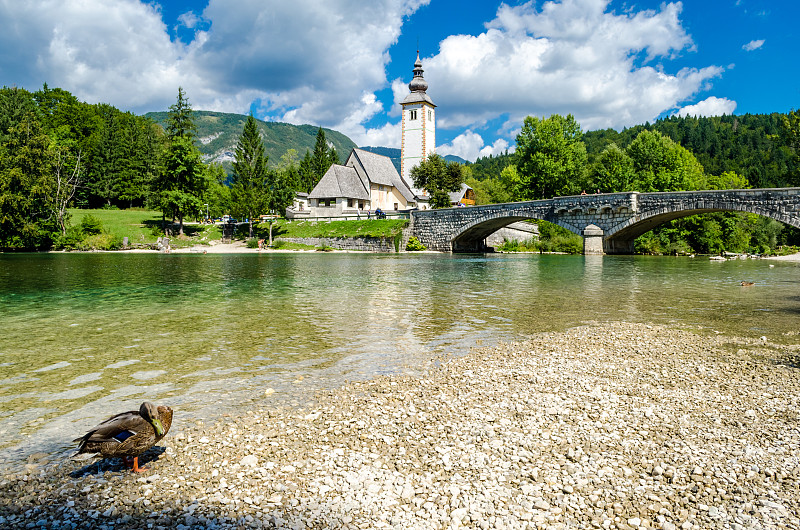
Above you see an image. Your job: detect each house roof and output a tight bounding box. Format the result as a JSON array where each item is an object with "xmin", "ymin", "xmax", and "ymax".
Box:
[
  {"xmin": 308, "ymin": 164, "xmax": 370, "ymax": 200},
  {"xmin": 449, "ymin": 183, "xmax": 473, "ymax": 203}
]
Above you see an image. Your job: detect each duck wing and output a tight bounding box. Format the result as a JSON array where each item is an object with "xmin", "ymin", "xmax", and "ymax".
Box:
[{"xmin": 74, "ymin": 409, "xmax": 150, "ymax": 446}]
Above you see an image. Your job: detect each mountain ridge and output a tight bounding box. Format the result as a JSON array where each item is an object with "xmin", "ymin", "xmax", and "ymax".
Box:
[{"xmin": 144, "ymin": 110, "xmax": 358, "ymax": 168}]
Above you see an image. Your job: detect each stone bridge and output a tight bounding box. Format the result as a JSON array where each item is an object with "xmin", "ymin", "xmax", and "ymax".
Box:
[{"xmin": 409, "ymin": 188, "xmax": 800, "ymax": 254}]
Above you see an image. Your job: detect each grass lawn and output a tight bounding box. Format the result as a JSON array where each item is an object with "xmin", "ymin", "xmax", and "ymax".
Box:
[
  {"xmin": 67, "ymin": 209, "xmax": 222, "ymax": 248},
  {"xmin": 65, "ymin": 210, "xmax": 408, "ymax": 249},
  {"xmin": 263, "ymin": 219, "xmax": 409, "ymax": 239}
]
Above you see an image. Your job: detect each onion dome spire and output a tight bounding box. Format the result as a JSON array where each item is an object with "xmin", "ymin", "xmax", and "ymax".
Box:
[{"xmin": 408, "ymin": 50, "xmax": 428, "ymax": 93}]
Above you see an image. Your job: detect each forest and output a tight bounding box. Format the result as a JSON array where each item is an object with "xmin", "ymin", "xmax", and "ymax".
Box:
[
  {"xmin": 466, "ymin": 111, "xmax": 800, "ymax": 254},
  {"xmin": 0, "ymin": 85, "xmax": 340, "ymax": 250}
]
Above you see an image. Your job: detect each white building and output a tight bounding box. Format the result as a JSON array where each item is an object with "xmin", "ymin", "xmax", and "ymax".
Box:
[
  {"xmin": 301, "ymin": 148, "xmax": 419, "ymax": 218},
  {"xmin": 400, "ymin": 52, "xmax": 436, "ymax": 187}
]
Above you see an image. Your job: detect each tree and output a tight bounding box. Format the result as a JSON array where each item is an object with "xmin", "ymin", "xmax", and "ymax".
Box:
[
  {"xmin": 153, "ymin": 88, "xmax": 206, "ymax": 235},
  {"xmin": 626, "ymin": 130, "xmax": 706, "ymax": 192},
  {"xmin": 166, "ymin": 87, "xmax": 196, "ymax": 141},
  {"xmin": 515, "ymin": 114, "xmax": 587, "ymax": 199},
  {"xmin": 298, "ymin": 149, "xmax": 314, "ymax": 192},
  {"xmin": 51, "ymin": 144, "xmax": 83, "ymax": 236},
  {"xmin": 310, "ymin": 127, "xmax": 337, "ymax": 187},
  {"xmin": 264, "ymin": 168, "xmax": 296, "ymax": 245},
  {"xmin": 0, "ymin": 116, "xmax": 58, "ymax": 249},
  {"xmin": 410, "ymin": 153, "xmax": 464, "ymax": 209},
  {"xmin": 203, "ymin": 163, "xmax": 231, "ymax": 219},
  {"xmin": 231, "ymin": 115, "xmax": 269, "ymax": 238},
  {"xmin": 157, "ymin": 136, "xmax": 206, "ymax": 235},
  {"xmin": 591, "ymin": 143, "xmax": 635, "ymax": 192}
]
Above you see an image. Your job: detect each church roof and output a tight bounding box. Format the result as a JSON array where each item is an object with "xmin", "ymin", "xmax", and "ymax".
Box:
[
  {"xmin": 401, "ymin": 91, "xmax": 436, "ymax": 106},
  {"xmin": 308, "ymin": 164, "xmax": 370, "ymax": 200},
  {"xmin": 351, "ymin": 149, "xmax": 418, "ymax": 203}
]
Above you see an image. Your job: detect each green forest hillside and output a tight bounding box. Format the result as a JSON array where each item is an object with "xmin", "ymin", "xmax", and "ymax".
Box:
[{"xmin": 145, "ymin": 111, "xmax": 357, "ymax": 168}]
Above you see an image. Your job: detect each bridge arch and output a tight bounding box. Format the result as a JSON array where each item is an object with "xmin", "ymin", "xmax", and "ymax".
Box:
[
  {"xmin": 449, "ymin": 211, "xmax": 578, "ymax": 252},
  {"xmin": 604, "ymin": 191, "xmax": 800, "ymax": 254}
]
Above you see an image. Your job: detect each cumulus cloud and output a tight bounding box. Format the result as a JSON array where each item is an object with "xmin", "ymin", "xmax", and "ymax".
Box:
[
  {"xmin": 675, "ymin": 96, "xmax": 737, "ymax": 118},
  {"xmin": 437, "ymin": 131, "xmax": 509, "ymax": 162},
  {"xmin": 742, "ymin": 39, "xmax": 764, "ymax": 51},
  {"xmin": 0, "ymin": 0, "xmax": 186, "ymax": 110},
  {"xmin": 423, "ymin": 0, "xmax": 724, "ymax": 132},
  {"xmin": 0, "ymin": 0, "xmax": 428, "ymax": 136}
]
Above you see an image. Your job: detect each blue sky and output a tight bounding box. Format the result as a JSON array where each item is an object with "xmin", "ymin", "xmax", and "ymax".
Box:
[{"xmin": 1, "ymin": 0, "xmax": 797, "ymax": 161}]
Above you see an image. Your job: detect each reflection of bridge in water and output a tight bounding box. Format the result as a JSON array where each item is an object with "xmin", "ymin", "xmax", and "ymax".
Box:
[{"xmin": 410, "ymin": 188, "xmax": 800, "ymax": 254}]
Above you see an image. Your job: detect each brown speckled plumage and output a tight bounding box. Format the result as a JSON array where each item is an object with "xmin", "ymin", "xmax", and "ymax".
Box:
[{"xmin": 73, "ymin": 402, "xmax": 173, "ymax": 472}]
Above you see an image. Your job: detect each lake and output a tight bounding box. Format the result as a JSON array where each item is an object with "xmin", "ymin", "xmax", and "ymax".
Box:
[{"xmin": 1, "ymin": 252, "xmax": 798, "ymax": 471}]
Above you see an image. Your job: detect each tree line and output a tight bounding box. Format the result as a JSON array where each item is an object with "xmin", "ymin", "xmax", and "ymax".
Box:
[
  {"xmin": 465, "ymin": 111, "xmax": 800, "ymax": 254},
  {"xmin": 0, "ymin": 85, "xmax": 339, "ymax": 250}
]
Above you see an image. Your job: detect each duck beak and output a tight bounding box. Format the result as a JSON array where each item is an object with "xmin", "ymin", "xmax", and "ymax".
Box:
[{"xmin": 151, "ymin": 419, "xmax": 165, "ymax": 437}]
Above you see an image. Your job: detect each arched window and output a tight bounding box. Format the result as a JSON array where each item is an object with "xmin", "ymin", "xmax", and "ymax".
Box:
[{"xmin": 410, "ymin": 110, "xmax": 417, "ymax": 120}]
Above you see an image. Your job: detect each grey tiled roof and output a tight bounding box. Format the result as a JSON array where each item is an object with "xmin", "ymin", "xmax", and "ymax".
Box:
[
  {"xmin": 350, "ymin": 149, "xmax": 418, "ymax": 203},
  {"xmin": 449, "ymin": 183, "xmax": 473, "ymax": 203},
  {"xmin": 401, "ymin": 92, "xmax": 436, "ymax": 106},
  {"xmin": 308, "ymin": 164, "xmax": 369, "ymax": 200},
  {"xmin": 308, "ymin": 148, "xmax": 422, "ymax": 204}
]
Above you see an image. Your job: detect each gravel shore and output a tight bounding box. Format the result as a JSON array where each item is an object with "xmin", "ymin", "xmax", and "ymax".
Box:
[{"xmin": 1, "ymin": 322, "xmax": 799, "ymax": 530}]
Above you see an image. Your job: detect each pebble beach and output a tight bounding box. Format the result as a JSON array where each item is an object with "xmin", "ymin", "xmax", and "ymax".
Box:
[{"xmin": 1, "ymin": 322, "xmax": 799, "ymax": 529}]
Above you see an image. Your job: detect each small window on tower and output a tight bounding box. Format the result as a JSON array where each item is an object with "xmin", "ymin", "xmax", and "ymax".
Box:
[
  {"xmin": 428, "ymin": 110, "xmax": 432, "ymax": 120},
  {"xmin": 410, "ymin": 110, "xmax": 417, "ymax": 120}
]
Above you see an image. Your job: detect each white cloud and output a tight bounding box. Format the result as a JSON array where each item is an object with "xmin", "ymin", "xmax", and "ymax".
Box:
[
  {"xmin": 0, "ymin": 0, "xmax": 186, "ymax": 110},
  {"xmin": 742, "ymin": 39, "xmax": 764, "ymax": 51},
  {"xmin": 0, "ymin": 0, "xmax": 429, "ymax": 140},
  {"xmin": 423, "ymin": 0, "xmax": 725, "ymax": 132},
  {"xmin": 675, "ymin": 96, "xmax": 737, "ymax": 118},
  {"xmin": 437, "ymin": 130, "xmax": 510, "ymax": 162}
]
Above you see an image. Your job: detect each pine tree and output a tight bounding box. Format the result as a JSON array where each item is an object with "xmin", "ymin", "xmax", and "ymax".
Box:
[
  {"xmin": 231, "ymin": 115, "xmax": 269, "ymax": 238},
  {"xmin": 166, "ymin": 87, "xmax": 196, "ymax": 141},
  {"xmin": 153, "ymin": 88, "xmax": 206, "ymax": 235}
]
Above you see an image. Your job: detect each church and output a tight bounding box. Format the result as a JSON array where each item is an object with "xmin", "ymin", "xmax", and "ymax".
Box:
[{"xmin": 299, "ymin": 53, "xmax": 440, "ymax": 217}]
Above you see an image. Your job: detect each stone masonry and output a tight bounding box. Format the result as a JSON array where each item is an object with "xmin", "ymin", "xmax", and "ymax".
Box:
[{"xmin": 409, "ymin": 188, "xmax": 800, "ymax": 254}]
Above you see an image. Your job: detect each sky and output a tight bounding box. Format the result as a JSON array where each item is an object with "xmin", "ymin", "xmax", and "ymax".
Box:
[{"xmin": 1, "ymin": 0, "xmax": 797, "ymax": 162}]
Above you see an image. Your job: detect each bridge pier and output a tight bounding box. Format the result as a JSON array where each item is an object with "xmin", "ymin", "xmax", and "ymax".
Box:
[{"xmin": 582, "ymin": 224, "xmax": 604, "ymax": 255}]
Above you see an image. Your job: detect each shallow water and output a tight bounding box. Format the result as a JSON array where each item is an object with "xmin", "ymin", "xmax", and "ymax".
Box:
[{"xmin": 1, "ymin": 252, "xmax": 798, "ymax": 471}]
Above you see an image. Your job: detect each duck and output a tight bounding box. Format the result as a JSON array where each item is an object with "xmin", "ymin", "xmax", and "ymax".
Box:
[
  {"xmin": 72, "ymin": 402, "xmax": 173, "ymax": 472},
  {"xmin": 741, "ymin": 281, "xmax": 755, "ymax": 286}
]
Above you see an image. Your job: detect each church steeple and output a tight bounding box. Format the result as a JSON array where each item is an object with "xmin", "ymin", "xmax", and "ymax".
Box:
[
  {"xmin": 408, "ymin": 51, "xmax": 429, "ymax": 93},
  {"xmin": 401, "ymin": 52, "xmax": 436, "ymax": 187}
]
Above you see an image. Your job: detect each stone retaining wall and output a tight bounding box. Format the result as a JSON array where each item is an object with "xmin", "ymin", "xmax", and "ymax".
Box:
[{"xmin": 276, "ymin": 236, "xmax": 400, "ymax": 253}]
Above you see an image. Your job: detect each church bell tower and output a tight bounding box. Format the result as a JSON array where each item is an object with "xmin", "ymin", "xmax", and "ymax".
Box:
[{"xmin": 400, "ymin": 51, "xmax": 436, "ymax": 183}]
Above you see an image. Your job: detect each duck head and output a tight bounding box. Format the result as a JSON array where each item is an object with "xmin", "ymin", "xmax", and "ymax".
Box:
[{"xmin": 140, "ymin": 401, "xmax": 165, "ymax": 437}]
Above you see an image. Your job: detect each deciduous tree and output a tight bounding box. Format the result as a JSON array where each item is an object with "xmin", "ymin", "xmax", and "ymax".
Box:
[
  {"xmin": 515, "ymin": 114, "xmax": 587, "ymax": 199},
  {"xmin": 410, "ymin": 153, "xmax": 464, "ymax": 208}
]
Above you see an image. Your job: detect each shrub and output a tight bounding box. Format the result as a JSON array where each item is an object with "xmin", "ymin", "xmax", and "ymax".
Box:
[
  {"xmin": 246, "ymin": 238, "xmax": 259, "ymax": 249},
  {"xmin": 80, "ymin": 214, "xmax": 103, "ymax": 236},
  {"xmin": 75, "ymin": 233, "xmax": 123, "ymax": 251},
  {"xmin": 405, "ymin": 236, "xmax": 426, "ymax": 251}
]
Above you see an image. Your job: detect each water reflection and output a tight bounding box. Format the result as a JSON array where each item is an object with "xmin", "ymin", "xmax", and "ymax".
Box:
[{"xmin": 0, "ymin": 252, "xmax": 798, "ymax": 470}]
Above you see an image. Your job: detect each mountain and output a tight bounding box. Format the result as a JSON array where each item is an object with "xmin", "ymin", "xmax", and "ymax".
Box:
[
  {"xmin": 359, "ymin": 146, "xmax": 468, "ymax": 174},
  {"xmin": 144, "ymin": 110, "xmax": 358, "ymax": 168}
]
